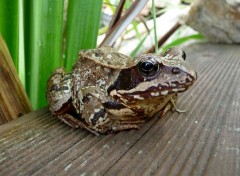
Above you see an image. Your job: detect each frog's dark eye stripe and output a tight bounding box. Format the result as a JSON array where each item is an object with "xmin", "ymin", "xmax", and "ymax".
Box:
[{"xmin": 138, "ymin": 58, "xmax": 159, "ymax": 76}]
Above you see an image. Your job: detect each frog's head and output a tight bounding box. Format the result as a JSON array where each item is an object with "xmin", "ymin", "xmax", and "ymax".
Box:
[{"xmin": 108, "ymin": 47, "xmax": 197, "ymax": 103}]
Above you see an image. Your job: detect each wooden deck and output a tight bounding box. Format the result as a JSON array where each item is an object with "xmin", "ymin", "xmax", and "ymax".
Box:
[{"xmin": 0, "ymin": 44, "xmax": 240, "ymax": 176}]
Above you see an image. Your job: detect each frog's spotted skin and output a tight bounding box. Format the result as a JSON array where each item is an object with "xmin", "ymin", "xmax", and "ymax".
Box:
[{"xmin": 47, "ymin": 47, "xmax": 197, "ymax": 135}]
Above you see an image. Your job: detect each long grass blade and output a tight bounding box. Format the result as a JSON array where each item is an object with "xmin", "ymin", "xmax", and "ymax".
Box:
[
  {"xmin": 99, "ymin": 0, "xmax": 149, "ymax": 47},
  {"xmin": 106, "ymin": 0, "xmax": 126, "ymax": 33},
  {"xmin": 162, "ymin": 33, "xmax": 204, "ymax": 52},
  {"xmin": 0, "ymin": 0, "xmax": 19, "ymax": 70},
  {"xmin": 151, "ymin": 0, "xmax": 158, "ymax": 53},
  {"xmin": 64, "ymin": 0, "xmax": 103, "ymax": 71},
  {"xmin": 24, "ymin": 0, "xmax": 64, "ymax": 109},
  {"xmin": 130, "ymin": 33, "xmax": 149, "ymax": 57}
]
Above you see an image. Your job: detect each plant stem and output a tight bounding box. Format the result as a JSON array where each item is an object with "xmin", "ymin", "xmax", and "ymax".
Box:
[{"xmin": 151, "ymin": 0, "xmax": 158, "ymax": 53}]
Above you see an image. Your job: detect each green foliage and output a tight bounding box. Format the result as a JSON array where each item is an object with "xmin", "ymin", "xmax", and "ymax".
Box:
[
  {"xmin": 24, "ymin": 0, "xmax": 64, "ymax": 108},
  {"xmin": 0, "ymin": 0, "xmax": 103, "ymax": 109},
  {"xmin": 65, "ymin": 0, "xmax": 102, "ymax": 71},
  {"xmin": 162, "ymin": 33, "xmax": 204, "ymax": 52},
  {"xmin": 157, "ymin": 24, "xmax": 204, "ymax": 54},
  {"xmin": 151, "ymin": 0, "xmax": 158, "ymax": 53},
  {"xmin": 130, "ymin": 33, "xmax": 149, "ymax": 57},
  {"xmin": 0, "ymin": 0, "xmax": 19, "ymax": 70}
]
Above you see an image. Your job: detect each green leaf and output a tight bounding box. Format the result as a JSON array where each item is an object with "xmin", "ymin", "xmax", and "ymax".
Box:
[
  {"xmin": 151, "ymin": 0, "xmax": 158, "ymax": 53},
  {"xmin": 64, "ymin": 0, "xmax": 103, "ymax": 71},
  {"xmin": 130, "ymin": 33, "xmax": 149, "ymax": 57},
  {"xmin": 162, "ymin": 33, "xmax": 204, "ymax": 52},
  {"xmin": 0, "ymin": 0, "xmax": 19, "ymax": 70},
  {"xmin": 24, "ymin": 0, "xmax": 64, "ymax": 109}
]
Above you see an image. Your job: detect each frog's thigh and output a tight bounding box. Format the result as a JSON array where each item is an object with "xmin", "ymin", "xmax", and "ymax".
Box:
[
  {"xmin": 47, "ymin": 68, "xmax": 71, "ymax": 109},
  {"xmin": 48, "ymin": 68, "xmax": 71, "ymax": 91}
]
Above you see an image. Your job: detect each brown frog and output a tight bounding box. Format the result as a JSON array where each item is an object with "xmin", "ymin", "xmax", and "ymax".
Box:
[{"xmin": 46, "ymin": 47, "xmax": 197, "ymax": 135}]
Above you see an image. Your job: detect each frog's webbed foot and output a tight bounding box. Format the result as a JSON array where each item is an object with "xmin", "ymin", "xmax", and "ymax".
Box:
[
  {"xmin": 170, "ymin": 94, "xmax": 194, "ymax": 113},
  {"xmin": 170, "ymin": 97, "xmax": 187, "ymax": 113},
  {"xmin": 57, "ymin": 114, "xmax": 100, "ymax": 136},
  {"xmin": 158, "ymin": 95, "xmax": 186, "ymax": 117}
]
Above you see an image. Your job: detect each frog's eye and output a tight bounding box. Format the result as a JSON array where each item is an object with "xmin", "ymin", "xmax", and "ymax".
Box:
[{"xmin": 138, "ymin": 58, "xmax": 159, "ymax": 76}]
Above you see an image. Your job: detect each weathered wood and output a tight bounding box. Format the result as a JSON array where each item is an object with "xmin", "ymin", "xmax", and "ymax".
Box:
[
  {"xmin": 0, "ymin": 35, "xmax": 32, "ymax": 124},
  {"xmin": 0, "ymin": 44, "xmax": 240, "ymax": 175}
]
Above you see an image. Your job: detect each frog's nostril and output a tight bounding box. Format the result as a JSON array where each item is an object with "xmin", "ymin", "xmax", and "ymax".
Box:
[
  {"xmin": 182, "ymin": 51, "xmax": 186, "ymax": 60},
  {"xmin": 172, "ymin": 67, "xmax": 181, "ymax": 74}
]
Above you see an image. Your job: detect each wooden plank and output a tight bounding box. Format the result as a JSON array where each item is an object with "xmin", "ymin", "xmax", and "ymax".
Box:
[
  {"xmin": 0, "ymin": 35, "xmax": 32, "ymax": 124},
  {"xmin": 0, "ymin": 44, "xmax": 239, "ymax": 175}
]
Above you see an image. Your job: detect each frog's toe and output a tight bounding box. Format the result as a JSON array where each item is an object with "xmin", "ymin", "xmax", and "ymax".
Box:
[{"xmin": 111, "ymin": 123, "xmax": 140, "ymax": 132}]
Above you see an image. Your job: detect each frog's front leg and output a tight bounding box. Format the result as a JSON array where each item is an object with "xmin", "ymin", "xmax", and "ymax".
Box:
[
  {"xmin": 72, "ymin": 87, "xmax": 143, "ymax": 134},
  {"xmin": 159, "ymin": 93, "xmax": 186, "ymax": 118},
  {"xmin": 159, "ymin": 94, "xmax": 178, "ymax": 117}
]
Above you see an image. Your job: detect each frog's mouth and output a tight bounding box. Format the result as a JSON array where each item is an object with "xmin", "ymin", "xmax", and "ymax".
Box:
[{"xmin": 115, "ymin": 78, "xmax": 196, "ymax": 102}]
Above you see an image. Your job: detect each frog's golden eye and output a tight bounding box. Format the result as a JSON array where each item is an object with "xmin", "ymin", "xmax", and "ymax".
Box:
[{"xmin": 138, "ymin": 58, "xmax": 160, "ymax": 76}]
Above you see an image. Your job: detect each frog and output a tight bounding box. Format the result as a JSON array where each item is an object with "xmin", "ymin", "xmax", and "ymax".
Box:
[{"xmin": 46, "ymin": 47, "xmax": 197, "ymax": 135}]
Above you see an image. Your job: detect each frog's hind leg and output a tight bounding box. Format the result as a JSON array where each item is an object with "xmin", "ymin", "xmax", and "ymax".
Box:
[
  {"xmin": 82, "ymin": 107, "xmax": 145, "ymax": 134},
  {"xmin": 109, "ymin": 119, "xmax": 146, "ymax": 133},
  {"xmin": 57, "ymin": 114, "xmax": 100, "ymax": 135},
  {"xmin": 47, "ymin": 67, "xmax": 70, "ymax": 93},
  {"xmin": 47, "ymin": 68, "xmax": 72, "ymax": 113}
]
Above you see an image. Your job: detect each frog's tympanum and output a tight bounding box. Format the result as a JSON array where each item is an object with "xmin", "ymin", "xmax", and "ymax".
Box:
[{"xmin": 47, "ymin": 47, "xmax": 197, "ymax": 135}]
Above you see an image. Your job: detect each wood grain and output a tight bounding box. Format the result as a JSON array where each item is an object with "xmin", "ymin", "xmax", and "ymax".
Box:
[
  {"xmin": 0, "ymin": 44, "xmax": 239, "ymax": 175},
  {"xmin": 0, "ymin": 35, "xmax": 32, "ymax": 124}
]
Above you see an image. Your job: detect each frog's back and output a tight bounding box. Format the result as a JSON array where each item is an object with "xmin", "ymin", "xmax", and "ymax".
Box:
[
  {"xmin": 78, "ymin": 47, "xmax": 136, "ymax": 69},
  {"xmin": 72, "ymin": 47, "xmax": 133, "ymax": 90}
]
